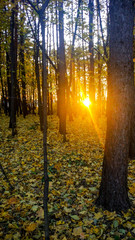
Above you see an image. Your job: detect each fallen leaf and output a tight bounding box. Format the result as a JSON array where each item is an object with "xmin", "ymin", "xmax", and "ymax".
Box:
[
  {"xmin": 73, "ymin": 226, "xmax": 83, "ymax": 236},
  {"xmin": 70, "ymin": 215, "xmax": 80, "ymax": 220},
  {"xmin": 8, "ymin": 197, "xmax": 18, "ymax": 205},
  {"xmin": 31, "ymin": 205, "xmax": 39, "ymax": 212},
  {"xmin": 37, "ymin": 208, "xmax": 44, "ymax": 219},
  {"xmin": 26, "ymin": 222, "xmax": 37, "ymax": 232},
  {"xmin": 94, "ymin": 212, "xmax": 103, "ymax": 220}
]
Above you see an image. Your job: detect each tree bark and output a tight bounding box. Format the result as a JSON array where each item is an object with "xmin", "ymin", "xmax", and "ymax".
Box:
[
  {"xmin": 129, "ymin": 93, "xmax": 135, "ymax": 159},
  {"xmin": 40, "ymin": 12, "xmax": 49, "ymax": 240},
  {"xmin": 96, "ymin": 0, "xmax": 134, "ymax": 212},
  {"xmin": 20, "ymin": 5, "xmax": 27, "ymax": 118},
  {"xmin": 34, "ymin": 20, "xmax": 43, "ymax": 130},
  {"xmin": 10, "ymin": 0, "xmax": 17, "ymax": 135},
  {"xmin": 97, "ymin": 13, "xmax": 102, "ymax": 117},
  {"xmin": 58, "ymin": 0, "xmax": 66, "ymax": 141},
  {"xmin": 89, "ymin": 0, "xmax": 95, "ymax": 104},
  {"xmin": 70, "ymin": 0, "xmax": 82, "ymax": 104}
]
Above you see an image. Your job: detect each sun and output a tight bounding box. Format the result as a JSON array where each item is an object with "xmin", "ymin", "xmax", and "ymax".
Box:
[{"xmin": 82, "ymin": 98, "xmax": 91, "ymax": 108}]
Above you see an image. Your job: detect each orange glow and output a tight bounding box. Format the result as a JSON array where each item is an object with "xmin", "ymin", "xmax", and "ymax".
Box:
[{"xmin": 82, "ymin": 98, "xmax": 91, "ymax": 108}]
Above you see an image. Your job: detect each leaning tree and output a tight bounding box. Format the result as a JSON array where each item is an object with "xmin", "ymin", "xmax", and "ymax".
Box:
[{"xmin": 96, "ymin": 0, "xmax": 134, "ymax": 212}]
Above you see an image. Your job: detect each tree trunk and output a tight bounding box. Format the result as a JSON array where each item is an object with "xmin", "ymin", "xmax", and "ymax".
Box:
[
  {"xmin": 96, "ymin": 0, "xmax": 134, "ymax": 212},
  {"xmin": 0, "ymin": 163, "xmax": 14, "ymax": 191},
  {"xmin": 81, "ymin": 6, "xmax": 86, "ymax": 97},
  {"xmin": 34, "ymin": 20, "xmax": 43, "ymax": 130},
  {"xmin": 97, "ymin": 13, "xmax": 102, "ymax": 117},
  {"xmin": 6, "ymin": 49, "xmax": 11, "ymax": 116},
  {"xmin": 0, "ymin": 35, "xmax": 4, "ymax": 101},
  {"xmin": 70, "ymin": 0, "xmax": 82, "ymax": 107},
  {"xmin": 89, "ymin": 0, "xmax": 95, "ymax": 104},
  {"xmin": 10, "ymin": 0, "xmax": 17, "ymax": 135},
  {"xmin": 40, "ymin": 12, "xmax": 49, "ymax": 240},
  {"xmin": 58, "ymin": 0, "xmax": 66, "ymax": 141},
  {"xmin": 20, "ymin": 6, "xmax": 27, "ymax": 118}
]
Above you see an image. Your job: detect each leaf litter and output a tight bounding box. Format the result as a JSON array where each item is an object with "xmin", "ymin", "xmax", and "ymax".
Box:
[{"xmin": 0, "ymin": 113, "xmax": 135, "ymax": 240}]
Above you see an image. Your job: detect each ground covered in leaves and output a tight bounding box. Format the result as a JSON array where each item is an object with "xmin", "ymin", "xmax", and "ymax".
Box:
[{"xmin": 0, "ymin": 112, "xmax": 135, "ymax": 240}]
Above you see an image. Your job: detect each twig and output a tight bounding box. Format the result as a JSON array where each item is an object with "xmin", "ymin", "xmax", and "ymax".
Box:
[{"xmin": 0, "ymin": 163, "xmax": 14, "ymax": 191}]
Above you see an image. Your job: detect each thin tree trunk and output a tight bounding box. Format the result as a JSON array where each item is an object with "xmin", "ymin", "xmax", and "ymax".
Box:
[
  {"xmin": 20, "ymin": 5, "xmax": 27, "ymax": 118},
  {"xmin": 0, "ymin": 163, "xmax": 14, "ymax": 191},
  {"xmin": 40, "ymin": 12, "xmax": 49, "ymax": 240},
  {"xmin": 34, "ymin": 20, "xmax": 43, "ymax": 130},
  {"xmin": 58, "ymin": 0, "xmax": 66, "ymax": 141},
  {"xmin": 89, "ymin": 0, "xmax": 95, "ymax": 104},
  {"xmin": 81, "ymin": 6, "xmax": 86, "ymax": 97},
  {"xmin": 26, "ymin": 6, "xmax": 50, "ymax": 237},
  {"xmin": 97, "ymin": 13, "xmax": 102, "ymax": 117},
  {"xmin": 70, "ymin": 0, "xmax": 82, "ymax": 104},
  {"xmin": 0, "ymin": 36, "xmax": 4, "ymax": 100},
  {"xmin": 6, "ymin": 48, "xmax": 11, "ymax": 116},
  {"xmin": 96, "ymin": 0, "xmax": 108, "ymax": 58},
  {"xmin": 10, "ymin": 0, "xmax": 17, "ymax": 135}
]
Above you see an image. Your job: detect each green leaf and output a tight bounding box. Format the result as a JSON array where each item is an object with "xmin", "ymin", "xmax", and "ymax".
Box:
[
  {"xmin": 119, "ymin": 229, "xmax": 126, "ymax": 234},
  {"xmin": 70, "ymin": 215, "xmax": 80, "ymax": 220},
  {"xmin": 113, "ymin": 220, "xmax": 119, "ymax": 228},
  {"xmin": 31, "ymin": 205, "xmax": 39, "ymax": 212}
]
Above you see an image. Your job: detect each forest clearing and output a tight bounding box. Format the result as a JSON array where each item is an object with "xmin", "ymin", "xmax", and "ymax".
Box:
[{"xmin": 0, "ymin": 112, "xmax": 135, "ymax": 240}]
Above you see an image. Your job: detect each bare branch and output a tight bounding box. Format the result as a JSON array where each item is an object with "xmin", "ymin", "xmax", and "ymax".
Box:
[
  {"xmin": 26, "ymin": 9, "xmax": 57, "ymax": 71},
  {"xmin": 26, "ymin": 0, "xmax": 39, "ymax": 14},
  {"xmin": 39, "ymin": 0, "xmax": 50, "ymax": 16}
]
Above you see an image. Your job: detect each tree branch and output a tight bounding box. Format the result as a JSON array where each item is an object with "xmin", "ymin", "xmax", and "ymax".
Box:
[
  {"xmin": 96, "ymin": 0, "xmax": 108, "ymax": 59},
  {"xmin": 26, "ymin": 0, "xmax": 39, "ymax": 14},
  {"xmin": 26, "ymin": 9, "xmax": 57, "ymax": 72},
  {"xmin": 39, "ymin": 0, "xmax": 50, "ymax": 16}
]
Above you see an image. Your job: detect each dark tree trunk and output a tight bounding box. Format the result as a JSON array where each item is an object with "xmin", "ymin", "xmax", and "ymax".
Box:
[
  {"xmin": 96, "ymin": 0, "xmax": 134, "ymax": 212},
  {"xmin": 0, "ymin": 163, "xmax": 14, "ymax": 191},
  {"xmin": 40, "ymin": 12, "xmax": 49, "ymax": 240},
  {"xmin": 10, "ymin": 0, "xmax": 17, "ymax": 135},
  {"xmin": 20, "ymin": 6, "xmax": 27, "ymax": 118},
  {"xmin": 26, "ymin": 3, "xmax": 50, "ymax": 238},
  {"xmin": 81, "ymin": 6, "xmax": 86, "ymax": 97},
  {"xmin": 97, "ymin": 13, "xmax": 102, "ymax": 117},
  {"xmin": 96, "ymin": 0, "xmax": 108, "ymax": 59},
  {"xmin": 70, "ymin": 0, "xmax": 82, "ymax": 105},
  {"xmin": 6, "ymin": 49, "xmax": 11, "ymax": 116},
  {"xmin": 55, "ymin": 0, "xmax": 60, "ymax": 117},
  {"xmin": 34, "ymin": 20, "xmax": 43, "ymax": 130},
  {"xmin": 58, "ymin": 0, "xmax": 66, "ymax": 141},
  {"xmin": 89, "ymin": 0, "xmax": 95, "ymax": 104},
  {"xmin": 0, "ymin": 35, "xmax": 4, "ymax": 100}
]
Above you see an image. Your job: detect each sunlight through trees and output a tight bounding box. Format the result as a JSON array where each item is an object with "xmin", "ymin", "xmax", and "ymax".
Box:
[{"xmin": 0, "ymin": 0, "xmax": 135, "ymax": 239}]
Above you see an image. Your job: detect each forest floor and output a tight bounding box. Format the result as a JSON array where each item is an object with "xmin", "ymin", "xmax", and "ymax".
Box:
[{"xmin": 0, "ymin": 111, "xmax": 135, "ymax": 240}]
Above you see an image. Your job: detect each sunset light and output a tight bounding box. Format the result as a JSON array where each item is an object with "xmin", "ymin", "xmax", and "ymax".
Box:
[{"xmin": 82, "ymin": 97, "xmax": 91, "ymax": 108}]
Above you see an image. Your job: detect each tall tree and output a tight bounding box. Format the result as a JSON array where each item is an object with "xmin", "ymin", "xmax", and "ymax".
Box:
[
  {"xmin": 26, "ymin": 1, "xmax": 50, "ymax": 239},
  {"xmin": 10, "ymin": 0, "xmax": 18, "ymax": 135},
  {"xmin": 20, "ymin": 2, "xmax": 27, "ymax": 118},
  {"xmin": 34, "ymin": 18, "xmax": 43, "ymax": 130},
  {"xmin": 97, "ymin": 10, "xmax": 102, "ymax": 116},
  {"xmin": 70, "ymin": 0, "xmax": 82, "ymax": 102},
  {"xmin": 89, "ymin": 0, "xmax": 95, "ymax": 104},
  {"xmin": 58, "ymin": 0, "xmax": 66, "ymax": 141},
  {"xmin": 81, "ymin": 5, "xmax": 86, "ymax": 97},
  {"xmin": 96, "ymin": 0, "xmax": 134, "ymax": 212}
]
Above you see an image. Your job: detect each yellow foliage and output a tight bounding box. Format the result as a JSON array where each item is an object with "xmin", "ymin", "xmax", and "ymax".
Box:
[{"xmin": 25, "ymin": 222, "xmax": 37, "ymax": 232}]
